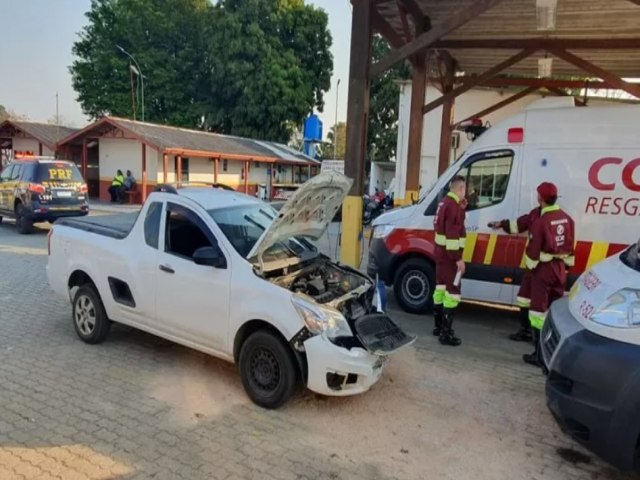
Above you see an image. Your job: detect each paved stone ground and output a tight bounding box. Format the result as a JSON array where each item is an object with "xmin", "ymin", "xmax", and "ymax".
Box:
[{"xmin": 0, "ymin": 217, "xmax": 638, "ymax": 480}]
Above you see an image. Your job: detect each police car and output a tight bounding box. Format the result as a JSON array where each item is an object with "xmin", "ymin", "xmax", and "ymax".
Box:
[
  {"xmin": 543, "ymin": 237, "xmax": 640, "ymax": 471},
  {"xmin": 0, "ymin": 155, "xmax": 89, "ymax": 234}
]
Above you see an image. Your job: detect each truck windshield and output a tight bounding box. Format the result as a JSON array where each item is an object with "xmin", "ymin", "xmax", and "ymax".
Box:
[
  {"xmin": 36, "ymin": 163, "xmax": 84, "ymax": 183},
  {"xmin": 208, "ymin": 205, "xmax": 315, "ymax": 259},
  {"xmin": 621, "ymin": 239, "xmax": 640, "ymax": 272}
]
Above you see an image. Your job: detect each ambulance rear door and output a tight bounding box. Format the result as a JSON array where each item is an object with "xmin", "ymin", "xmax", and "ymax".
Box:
[{"xmin": 424, "ymin": 147, "xmax": 523, "ymax": 304}]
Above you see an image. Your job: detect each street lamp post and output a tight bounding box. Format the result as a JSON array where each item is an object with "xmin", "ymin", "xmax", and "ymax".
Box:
[
  {"xmin": 334, "ymin": 78, "xmax": 340, "ymax": 160},
  {"xmin": 116, "ymin": 45, "xmax": 145, "ymax": 121}
]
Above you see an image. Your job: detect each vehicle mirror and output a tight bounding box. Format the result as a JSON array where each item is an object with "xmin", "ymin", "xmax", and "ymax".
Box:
[{"xmin": 193, "ymin": 246, "xmax": 226, "ymax": 269}]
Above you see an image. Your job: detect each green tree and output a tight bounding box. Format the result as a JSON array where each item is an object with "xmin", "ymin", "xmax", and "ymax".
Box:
[
  {"xmin": 368, "ymin": 35, "xmax": 410, "ymax": 162},
  {"xmin": 70, "ymin": 0, "xmax": 212, "ymax": 127},
  {"xmin": 324, "ymin": 121, "xmax": 346, "ymax": 159},
  {"xmin": 206, "ymin": 0, "xmax": 333, "ymax": 142},
  {"xmin": 0, "ymin": 105, "xmax": 8, "ymax": 122}
]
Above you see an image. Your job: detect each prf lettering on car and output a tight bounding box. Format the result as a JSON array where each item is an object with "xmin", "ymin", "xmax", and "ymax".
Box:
[{"xmin": 48, "ymin": 168, "xmax": 73, "ymax": 180}]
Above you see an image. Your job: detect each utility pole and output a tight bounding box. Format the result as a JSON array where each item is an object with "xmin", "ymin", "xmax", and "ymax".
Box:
[{"xmin": 334, "ymin": 78, "xmax": 340, "ymax": 159}]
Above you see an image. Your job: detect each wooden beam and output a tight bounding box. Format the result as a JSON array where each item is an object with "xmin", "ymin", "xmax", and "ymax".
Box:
[
  {"xmin": 432, "ymin": 38, "xmax": 640, "ymax": 50},
  {"xmin": 397, "ymin": 0, "xmax": 426, "ymax": 23},
  {"xmin": 438, "ymin": 54, "xmax": 456, "ymax": 176},
  {"xmin": 213, "ymin": 157, "xmax": 219, "ymax": 183},
  {"xmin": 371, "ymin": 0, "xmax": 505, "ymax": 76},
  {"xmin": 244, "ymin": 160, "xmax": 249, "ymax": 194},
  {"xmin": 458, "ymin": 77, "xmax": 635, "ymax": 90},
  {"xmin": 422, "ymin": 48, "xmax": 536, "ymax": 114},
  {"xmin": 454, "ymin": 86, "xmax": 539, "ymax": 128},
  {"xmin": 405, "ymin": 52, "xmax": 427, "ymax": 200},
  {"xmin": 162, "ymin": 153, "xmax": 168, "ymax": 183},
  {"xmin": 177, "ymin": 155, "xmax": 183, "ymax": 187},
  {"xmin": 372, "ymin": 7, "xmax": 405, "ymax": 48},
  {"xmin": 396, "ymin": 2, "xmax": 413, "ymax": 43},
  {"xmin": 547, "ymin": 47, "xmax": 640, "ymax": 98},
  {"xmin": 81, "ymin": 138, "xmax": 88, "ymax": 180}
]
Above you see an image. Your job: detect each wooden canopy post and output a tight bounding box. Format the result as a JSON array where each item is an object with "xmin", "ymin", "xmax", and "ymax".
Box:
[
  {"xmin": 244, "ymin": 160, "xmax": 249, "ymax": 193},
  {"xmin": 81, "ymin": 138, "xmax": 88, "ymax": 180},
  {"xmin": 177, "ymin": 155, "xmax": 183, "ymax": 186},
  {"xmin": 162, "ymin": 153, "xmax": 168, "ymax": 183},
  {"xmin": 340, "ymin": 0, "xmax": 373, "ymax": 267},
  {"xmin": 213, "ymin": 157, "xmax": 219, "ymax": 183},
  {"xmin": 141, "ymin": 143, "xmax": 147, "ymax": 202},
  {"xmin": 38, "ymin": 143, "xmax": 43, "ymax": 156}
]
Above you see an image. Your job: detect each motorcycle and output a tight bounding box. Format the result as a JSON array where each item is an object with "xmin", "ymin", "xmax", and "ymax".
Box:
[{"xmin": 363, "ymin": 189, "xmax": 394, "ymax": 225}]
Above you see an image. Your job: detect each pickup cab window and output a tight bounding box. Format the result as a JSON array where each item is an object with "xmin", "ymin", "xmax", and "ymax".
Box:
[
  {"xmin": 165, "ymin": 204, "xmax": 219, "ymax": 261},
  {"xmin": 144, "ymin": 202, "xmax": 163, "ymax": 249}
]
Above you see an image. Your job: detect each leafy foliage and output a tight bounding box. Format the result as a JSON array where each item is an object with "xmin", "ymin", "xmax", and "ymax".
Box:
[
  {"xmin": 70, "ymin": 0, "xmax": 333, "ymax": 143},
  {"xmin": 324, "ymin": 121, "xmax": 346, "ymax": 159}
]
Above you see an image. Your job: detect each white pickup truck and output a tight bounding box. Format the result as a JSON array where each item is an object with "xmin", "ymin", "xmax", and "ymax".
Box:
[{"xmin": 46, "ymin": 172, "xmax": 415, "ymax": 408}]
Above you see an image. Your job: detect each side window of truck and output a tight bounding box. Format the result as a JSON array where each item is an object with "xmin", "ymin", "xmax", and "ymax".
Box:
[
  {"xmin": 424, "ymin": 150, "xmax": 514, "ymax": 215},
  {"xmin": 165, "ymin": 203, "xmax": 221, "ymax": 261},
  {"xmin": 144, "ymin": 202, "xmax": 163, "ymax": 249}
]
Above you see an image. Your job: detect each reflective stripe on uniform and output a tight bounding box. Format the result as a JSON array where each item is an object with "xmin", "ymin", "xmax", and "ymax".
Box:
[
  {"xmin": 433, "ymin": 285, "xmax": 446, "ymax": 305},
  {"xmin": 446, "ymin": 239, "xmax": 460, "ymax": 251},
  {"xmin": 435, "ymin": 233, "xmax": 446, "ymax": 246},
  {"xmin": 509, "ymin": 219, "xmax": 518, "ymax": 234},
  {"xmin": 516, "ymin": 296, "xmax": 531, "ymax": 308},
  {"xmin": 524, "ymin": 254, "xmax": 539, "ymax": 270},
  {"xmin": 529, "ymin": 310, "xmax": 547, "ymax": 330},
  {"xmin": 540, "ymin": 252, "xmax": 575, "ymax": 266},
  {"xmin": 443, "ymin": 292, "xmax": 461, "ymax": 309},
  {"xmin": 459, "ymin": 237, "xmax": 466, "ymax": 249}
]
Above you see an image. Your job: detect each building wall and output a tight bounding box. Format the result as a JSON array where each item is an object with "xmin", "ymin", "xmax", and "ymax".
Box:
[
  {"xmin": 98, "ymin": 138, "xmax": 152, "ymax": 201},
  {"xmin": 13, "ymin": 138, "xmax": 54, "ymax": 157}
]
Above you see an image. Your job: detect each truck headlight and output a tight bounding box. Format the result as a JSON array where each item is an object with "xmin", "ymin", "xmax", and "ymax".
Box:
[
  {"xmin": 590, "ymin": 289, "xmax": 640, "ymax": 328},
  {"xmin": 291, "ymin": 295, "xmax": 353, "ymax": 338},
  {"xmin": 372, "ymin": 225, "xmax": 395, "ymax": 239}
]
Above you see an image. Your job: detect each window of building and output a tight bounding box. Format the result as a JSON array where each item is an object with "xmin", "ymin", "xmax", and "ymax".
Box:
[{"xmin": 223, "ymin": 159, "xmax": 228, "ymax": 172}]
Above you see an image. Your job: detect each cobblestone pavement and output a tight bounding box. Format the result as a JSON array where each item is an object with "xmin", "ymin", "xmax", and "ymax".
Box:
[{"xmin": 0, "ymin": 219, "xmax": 637, "ymax": 480}]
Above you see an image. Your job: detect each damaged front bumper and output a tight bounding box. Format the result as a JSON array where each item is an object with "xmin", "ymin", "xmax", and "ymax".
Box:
[{"xmin": 303, "ymin": 314, "xmax": 416, "ymax": 396}]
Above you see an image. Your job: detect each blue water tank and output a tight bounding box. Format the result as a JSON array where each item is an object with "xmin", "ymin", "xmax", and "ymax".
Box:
[{"xmin": 303, "ymin": 114, "xmax": 323, "ymax": 142}]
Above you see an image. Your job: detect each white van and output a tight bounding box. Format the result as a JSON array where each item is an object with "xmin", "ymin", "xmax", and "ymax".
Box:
[{"xmin": 368, "ymin": 99, "xmax": 640, "ymax": 312}]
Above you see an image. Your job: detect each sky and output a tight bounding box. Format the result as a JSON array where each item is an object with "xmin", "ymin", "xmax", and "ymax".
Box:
[{"xmin": 0, "ymin": 0, "xmax": 353, "ymax": 138}]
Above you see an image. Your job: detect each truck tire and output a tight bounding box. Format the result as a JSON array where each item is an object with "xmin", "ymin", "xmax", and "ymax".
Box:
[
  {"xmin": 393, "ymin": 257, "xmax": 435, "ymax": 314},
  {"xmin": 72, "ymin": 285, "xmax": 111, "ymax": 344},
  {"xmin": 15, "ymin": 204, "xmax": 33, "ymax": 235},
  {"xmin": 238, "ymin": 330, "xmax": 298, "ymax": 409}
]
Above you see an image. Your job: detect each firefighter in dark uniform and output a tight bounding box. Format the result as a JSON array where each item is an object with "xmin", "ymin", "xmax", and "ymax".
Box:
[
  {"xmin": 522, "ymin": 182, "xmax": 575, "ymax": 367},
  {"xmin": 488, "ymin": 207, "xmax": 542, "ymax": 342},
  {"xmin": 432, "ymin": 175, "xmax": 467, "ymax": 346}
]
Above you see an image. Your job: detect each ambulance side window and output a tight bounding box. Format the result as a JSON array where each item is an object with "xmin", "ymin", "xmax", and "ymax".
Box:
[{"xmin": 424, "ymin": 150, "xmax": 514, "ymax": 215}]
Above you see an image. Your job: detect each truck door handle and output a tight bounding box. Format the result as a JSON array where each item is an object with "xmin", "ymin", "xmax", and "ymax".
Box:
[{"xmin": 159, "ymin": 264, "xmax": 175, "ymax": 274}]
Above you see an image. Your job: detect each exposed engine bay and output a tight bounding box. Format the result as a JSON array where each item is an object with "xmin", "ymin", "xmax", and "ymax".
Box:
[{"xmin": 270, "ymin": 260, "xmax": 375, "ymax": 319}]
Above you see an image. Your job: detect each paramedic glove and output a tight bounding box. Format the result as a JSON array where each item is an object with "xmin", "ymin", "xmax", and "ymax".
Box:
[{"xmin": 456, "ymin": 260, "xmax": 466, "ymax": 276}]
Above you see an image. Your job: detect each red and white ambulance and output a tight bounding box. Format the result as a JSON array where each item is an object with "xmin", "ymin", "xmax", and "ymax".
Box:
[{"xmin": 368, "ymin": 99, "xmax": 640, "ymax": 313}]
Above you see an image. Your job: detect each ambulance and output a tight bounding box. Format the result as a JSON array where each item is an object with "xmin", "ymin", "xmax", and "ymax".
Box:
[{"xmin": 368, "ymin": 99, "xmax": 640, "ymax": 313}]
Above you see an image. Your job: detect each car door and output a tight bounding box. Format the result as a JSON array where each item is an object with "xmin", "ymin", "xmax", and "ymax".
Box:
[
  {"xmin": 155, "ymin": 201, "xmax": 231, "ymax": 352},
  {"xmin": 425, "ymin": 149, "xmax": 520, "ymax": 304},
  {"xmin": 0, "ymin": 164, "xmax": 14, "ymax": 214}
]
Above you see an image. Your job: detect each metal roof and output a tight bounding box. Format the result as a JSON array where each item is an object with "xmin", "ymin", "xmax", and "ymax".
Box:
[
  {"xmin": 374, "ymin": 0, "xmax": 640, "ymax": 78},
  {"xmin": 59, "ymin": 117, "xmax": 320, "ymax": 166},
  {"xmin": 0, "ymin": 120, "xmax": 78, "ymax": 150}
]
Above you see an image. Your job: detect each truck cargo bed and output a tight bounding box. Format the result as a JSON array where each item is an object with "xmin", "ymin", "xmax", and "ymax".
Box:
[{"xmin": 55, "ymin": 213, "xmax": 139, "ymax": 240}]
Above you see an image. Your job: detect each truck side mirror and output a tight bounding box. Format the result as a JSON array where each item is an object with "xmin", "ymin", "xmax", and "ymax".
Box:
[{"xmin": 193, "ymin": 246, "xmax": 227, "ymax": 269}]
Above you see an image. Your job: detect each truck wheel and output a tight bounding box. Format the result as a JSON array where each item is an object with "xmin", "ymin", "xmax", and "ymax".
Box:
[
  {"xmin": 393, "ymin": 258, "xmax": 435, "ymax": 314},
  {"xmin": 239, "ymin": 330, "xmax": 298, "ymax": 409},
  {"xmin": 15, "ymin": 204, "xmax": 33, "ymax": 235},
  {"xmin": 72, "ymin": 285, "xmax": 111, "ymax": 344}
]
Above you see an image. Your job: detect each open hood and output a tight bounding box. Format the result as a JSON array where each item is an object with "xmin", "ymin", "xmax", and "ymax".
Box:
[{"xmin": 247, "ymin": 171, "xmax": 352, "ymax": 262}]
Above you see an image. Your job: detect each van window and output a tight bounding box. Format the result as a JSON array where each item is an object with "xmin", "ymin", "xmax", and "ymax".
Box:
[{"xmin": 425, "ymin": 150, "xmax": 514, "ymax": 215}]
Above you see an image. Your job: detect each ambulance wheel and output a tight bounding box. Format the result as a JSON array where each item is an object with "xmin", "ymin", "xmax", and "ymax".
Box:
[{"xmin": 393, "ymin": 258, "xmax": 435, "ymax": 314}]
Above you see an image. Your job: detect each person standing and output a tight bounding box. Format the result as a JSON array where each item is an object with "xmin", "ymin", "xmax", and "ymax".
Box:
[
  {"xmin": 488, "ymin": 206, "xmax": 542, "ymax": 342},
  {"xmin": 522, "ymin": 182, "xmax": 575, "ymax": 367},
  {"xmin": 432, "ymin": 175, "xmax": 467, "ymax": 346},
  {"xmin": 108, "ymin": 170, "xmax": 125, "ymax": 203}
]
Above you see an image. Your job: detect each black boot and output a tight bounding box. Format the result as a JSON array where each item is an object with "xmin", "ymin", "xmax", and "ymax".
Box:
[
  {"xmin": 433, "ymin": 304, "xmax": 444, "ymax": 337},
  {"xmin": 523, "ymin": 329, "xmax": 542, "ymax": 367},
  {"xmin": 439, "ymin": 309, "xmax": 462, "ymax": 346},
  {"xmin": 509, "ymin": 308, "xmax": 533, "ymax": 342}
]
